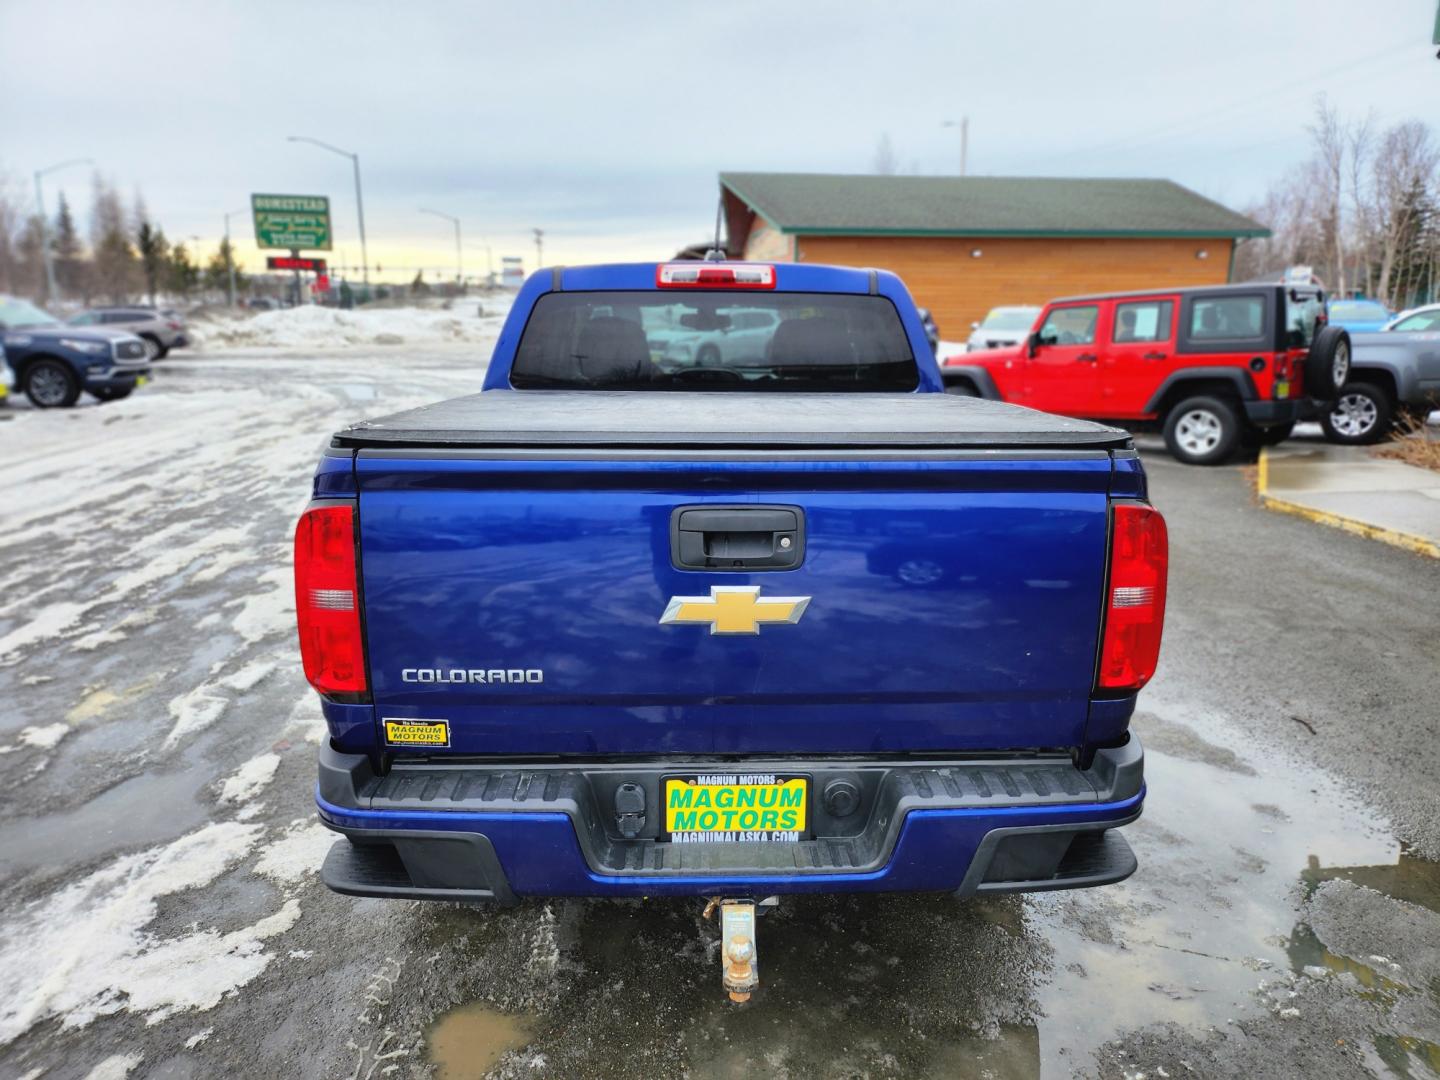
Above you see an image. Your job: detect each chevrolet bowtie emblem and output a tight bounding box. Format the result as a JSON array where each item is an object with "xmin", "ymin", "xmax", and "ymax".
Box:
[{"xmin": 659, "ymin": 585, "xmax": 811, "ymax": 635}]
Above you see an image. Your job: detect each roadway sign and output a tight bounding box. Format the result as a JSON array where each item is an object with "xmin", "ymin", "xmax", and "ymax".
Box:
[
  {"xmin": 267, "ymin": 255, "xmax": 327, "ymax": 272},
  {"xmin": 252, "ymin": 194, "xmax": 332, "ymax": 251}
]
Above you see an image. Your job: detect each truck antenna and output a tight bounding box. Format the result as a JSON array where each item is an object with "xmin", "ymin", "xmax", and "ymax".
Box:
[{"xmin": 704, "ymin": 193, "xmax": 726, "ymax": 261}]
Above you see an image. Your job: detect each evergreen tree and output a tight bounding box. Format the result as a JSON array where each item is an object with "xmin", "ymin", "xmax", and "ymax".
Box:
[
  {"xmin": 136, "ymin": 220, "xmax": 169, "ymax": 306},
  {"xmin": 165, "ymin": 242, "xmax": 199, "ymax": 298},
  {"xmin": 133, "ymin": 194, "xmax": 168, "ymax": 305},
  {"xmin": 410, "ymin": 270, "xmax": 430, "ymax": 296},
  {"xmin": 52, "ymin": 193, "xmax": 85, "ymax": 298},
  {"xmin": 1391, "ymin": 177, "xmax": 1437, "ymax": 308},
  {"xmin": 204, "ymin": 239, "xmax": 246, "ymax": 294}
]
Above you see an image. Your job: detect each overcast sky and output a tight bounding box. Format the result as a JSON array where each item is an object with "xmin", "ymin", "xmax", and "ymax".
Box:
[{"xmin": 2, "ymin": 0, "xmax": 1436, "ymax": 282}]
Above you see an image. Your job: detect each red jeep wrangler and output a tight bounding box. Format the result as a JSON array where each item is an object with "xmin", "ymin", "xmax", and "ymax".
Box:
[{"xmin": 941, "ymin": 283, "xmax": 1351, "ymax": 465}]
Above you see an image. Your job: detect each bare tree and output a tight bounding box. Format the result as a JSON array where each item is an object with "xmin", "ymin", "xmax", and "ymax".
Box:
[
  {"xmin": 1308, "ymin": 97, "xmax": 1348, "ymax": 294},
  {"xmin": 89, "ymin": 173, "xmax": 139, "ymax": 303},
  {"xmin": 0, "ymin": 171, "xmax": 26, "ymax": 295},
  {"xmin": 873, "ymin": 133, "xmax": 898, "ymax": 176},
  {"xmin": 1365, "ymin": 121, "xmax": 1439, "ymax": 307}
]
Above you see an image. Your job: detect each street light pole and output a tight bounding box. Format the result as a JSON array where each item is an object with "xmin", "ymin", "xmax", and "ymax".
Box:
[
  {"xmin": 287, "ymin": 135, "xmax": 369, "ymax": 286},
  {"xmin": 223, "ymin": 207, "xmax": 248, "ymax": 307},
  {"xmin": 941, "ymin": 117, "xmax": 969, "ymax": 176},
  {"xmin": 419, "ymin": 207, "xmax": 463, "ymax": 288},
  {"xmin": 533, "ymin": 228, "xmax": 544, "ymax": 271},
  {"xmin": 34, "ymin": 157, "xmax": 94, "ymax": 304}
]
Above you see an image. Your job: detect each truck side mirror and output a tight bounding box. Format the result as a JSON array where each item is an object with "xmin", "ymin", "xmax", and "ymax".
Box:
[{"xmin": 1026, "ymin": 331, "xmax": 1040, "ymax": 358}]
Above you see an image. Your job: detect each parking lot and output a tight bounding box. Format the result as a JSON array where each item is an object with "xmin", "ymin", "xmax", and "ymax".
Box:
[{"xmin": 0, "ymin": 335, "xmax": 1436, "ymax": 1080}]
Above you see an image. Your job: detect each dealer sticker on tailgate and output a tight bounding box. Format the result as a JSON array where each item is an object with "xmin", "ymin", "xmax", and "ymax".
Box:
[
  {"xmin": 663, "ymin": 774, "xmax": 808, "ymax": 843},
  {"xmin": 383, "ymin": 719, "xmax": 450, "ymax": 747}
]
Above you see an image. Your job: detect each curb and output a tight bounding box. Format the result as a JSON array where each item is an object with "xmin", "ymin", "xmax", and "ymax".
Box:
[{"xmin": 1256, "ymin": 449, "xmax": 1440, "ymax": 560}]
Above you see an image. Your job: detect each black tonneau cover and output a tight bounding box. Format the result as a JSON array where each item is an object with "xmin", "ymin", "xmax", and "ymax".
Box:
[{"xmin": 332, "ymin": 391, "xmax": 1131, "ymax": 451}]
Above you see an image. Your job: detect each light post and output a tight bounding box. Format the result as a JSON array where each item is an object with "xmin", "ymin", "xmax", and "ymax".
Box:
[
  {"xmin": 469, "ymin": 240, "xmax": 495, "ymax": 287},
  {"xmin": 419, "ymin": 207, "xmax": 463, "ymax": 288},
  {"xmin": 942, "ymin": 117, "xmax": 969, "ymax": 176},
  {"xmin": 533, "ymin": 228, "xmax": 544, "ymax": 270},
  {"xmin": 287, "ymin": 135, "xmax": 368, "ymax": 286},
  {"xmin": 223, "ymin": 207, "xmax": 247, "ymax": 307},
  {"xmin": 34, "ymin": 157, "xmax": 94, "ymax": 303}
]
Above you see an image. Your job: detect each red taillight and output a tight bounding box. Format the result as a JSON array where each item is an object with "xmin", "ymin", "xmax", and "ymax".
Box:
[
  {"xmin": 1096, "ymin": 503, "xmax": 1168, "ymax": 692},
  {"xmin": 167, "ymin": 320, "xmax": 182, "ymax": 330},
  {"xmin": 294, "ymin": 504, "xmax": 368, "ymax": 697},
  {"xmin": 655, "ymin": 263, "xmax": 776, "ymax": 289}
]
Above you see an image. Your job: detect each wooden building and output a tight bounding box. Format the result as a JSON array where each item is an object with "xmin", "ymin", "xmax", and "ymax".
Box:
[{"xmin": 719, "ymin": 173, "xmax": 1268, "ymax": 338}]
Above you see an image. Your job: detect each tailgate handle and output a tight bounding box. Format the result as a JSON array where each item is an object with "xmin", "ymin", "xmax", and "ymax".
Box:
[{"xmin": 671, "ymin": 505, "xmax": 805, "ymax": 571}]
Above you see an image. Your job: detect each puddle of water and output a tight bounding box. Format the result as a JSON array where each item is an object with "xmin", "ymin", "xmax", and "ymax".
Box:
[
  {"xmin": 418, "ymin": 703, "xmax": 1438, "ymax": 1078},
  {"xmin": 0, "ymin": 761, "xmax": 212, "ymax": 876},
  {"xmin": 427, "ymin": 1003, "xmax": 533, "ymax": 1080},
  {"xmin": 1301, "ymin": 848, "xmax": 1440, "ymax": 915},
  {"xmin": 1032, "ymin": 702, "xmax": 1438, "ymax": 1069},
  {"xmin": 1373, "ymin": 1033, "xmax": 1440, "ymax": 1078}
]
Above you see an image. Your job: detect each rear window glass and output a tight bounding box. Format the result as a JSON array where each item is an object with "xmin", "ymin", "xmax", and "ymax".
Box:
[
  {"xmin": 1286, "ymin": 291, "xmax": 1324, "ymax": 347},
  {"xmin": 510, "ymin": 291, "xmax": 918, "ymax": 391},
  {"xmin": 1190, "ymin": 296, "xmax": 1265, "ymax": 340}
]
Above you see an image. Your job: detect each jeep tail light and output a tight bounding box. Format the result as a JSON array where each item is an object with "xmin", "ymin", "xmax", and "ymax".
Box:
[
  {"xmin": 294, "ymin": 504, "xmax": 368, "ymax": 697},
  {"xmin": 656, "ymin": 263, "xmax": 776, "ymax": 289},
  {"xmin": 1096, "ymin": 503, "xmax": 1168, "ymax": 692}
]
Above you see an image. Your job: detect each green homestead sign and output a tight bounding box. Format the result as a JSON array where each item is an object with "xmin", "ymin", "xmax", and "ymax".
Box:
[{"xmin": 252, "ymin": 194, "xmax": 331, "ymax": 251}]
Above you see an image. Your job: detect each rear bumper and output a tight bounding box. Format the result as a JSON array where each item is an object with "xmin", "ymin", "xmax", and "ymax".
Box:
[
  {"xmin": 315, "ymin": 738, "xmax": 1145, "ymax": 900},
  {"xmin": 1243, "ymin": 399, "xmax": 1300, "ymax": 425}
]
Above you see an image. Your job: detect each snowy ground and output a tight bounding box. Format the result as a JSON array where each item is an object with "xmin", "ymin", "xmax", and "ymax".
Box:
[
  {"xmin": 0, "ymin": 311, "xmax": 1437, "ymax": 1079},
  {"xmin": 186, "ymin": 297, "xmax": 512, "ymax": 351}
]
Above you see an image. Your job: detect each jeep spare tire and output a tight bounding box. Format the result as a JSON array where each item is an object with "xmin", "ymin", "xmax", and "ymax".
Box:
[{"xmin": 1306, "ymin": 325, "xmax": 1351, "ymax": 399}]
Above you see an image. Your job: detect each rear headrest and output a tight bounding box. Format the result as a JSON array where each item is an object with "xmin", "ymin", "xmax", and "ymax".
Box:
[
  {"xmin": 767, "ymin": 317, "xmax": 853, "ymax": 366},
  {"xmin": 574, "ymin": 316, "xmax": 652, "ymax": 383}
]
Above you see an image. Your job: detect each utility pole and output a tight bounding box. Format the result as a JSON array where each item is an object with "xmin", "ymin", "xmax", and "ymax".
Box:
[
  {"xmin": 419, "ymin": 207, "xmax": 463, "ymax": 288},
  {"xmin": 942, "ymin": 117, "xmax": 969, "ymax": 176},
  {"xmin": 533, "ymin": 228, "xmax": 544, "ymax": 270},
  {"xmin": 287, "ymin": 135, "xmax": 369, "ymax": 285},
  {"xmin": 34, "ymin": 157, "xmax": 94, "ymax": 304},
  {"xmin": 223, "ymin": 207, "xmax": 247, "ymax": 307}
]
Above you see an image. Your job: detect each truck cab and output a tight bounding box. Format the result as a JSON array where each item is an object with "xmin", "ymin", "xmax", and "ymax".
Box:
[
  {"xmin": 943, "ymin": 283, "xmax": 1350, "ymax": 464},
  {"xmin": 301, "ymin": 262, "xmax": 1165, "ymax": 992}
]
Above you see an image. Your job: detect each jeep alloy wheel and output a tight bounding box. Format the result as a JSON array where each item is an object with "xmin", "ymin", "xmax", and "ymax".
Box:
[{"xmin": 1175, "ymin": 409, "xmax": 1222, "ymax": 455}]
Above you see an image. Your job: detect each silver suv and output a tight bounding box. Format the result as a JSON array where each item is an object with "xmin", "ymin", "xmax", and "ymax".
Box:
[{"xmin": 68, "ymin": 306, "xmax": 189, "ymax": 360}]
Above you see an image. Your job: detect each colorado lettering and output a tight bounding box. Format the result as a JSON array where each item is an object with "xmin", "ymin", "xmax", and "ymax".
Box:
[{"xmin": 401, "ymin": 668, "xmax": 543, "ymax": 684}]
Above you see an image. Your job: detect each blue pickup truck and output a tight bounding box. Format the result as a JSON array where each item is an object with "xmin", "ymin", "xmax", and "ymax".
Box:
[{"xmin": 299, "ymin": 261, "xmax": 1167, "ymax": 996}]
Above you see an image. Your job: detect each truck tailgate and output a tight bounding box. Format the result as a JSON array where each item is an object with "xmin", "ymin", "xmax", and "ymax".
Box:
[{"xmin": 346, "ymin": 393, "xmax": 1126, "ymax": 757}]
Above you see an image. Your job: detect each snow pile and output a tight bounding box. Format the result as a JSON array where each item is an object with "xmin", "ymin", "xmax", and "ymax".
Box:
[{"xmin": 190, "ymin": 303, "xmax": 508, "ymax": 351}]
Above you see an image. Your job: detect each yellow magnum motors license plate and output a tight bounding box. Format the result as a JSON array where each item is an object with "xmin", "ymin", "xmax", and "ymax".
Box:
[
  {"xmin": 663, "ymin": 774, "xmax": 808, "ymax": 843},
  {"xmin": 136, "ymin": 376, "xmax": 149, "ymax": 386},
  {"xmin": 383, "ymin": 718, "xmax": 450, "ymax": 747}
]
